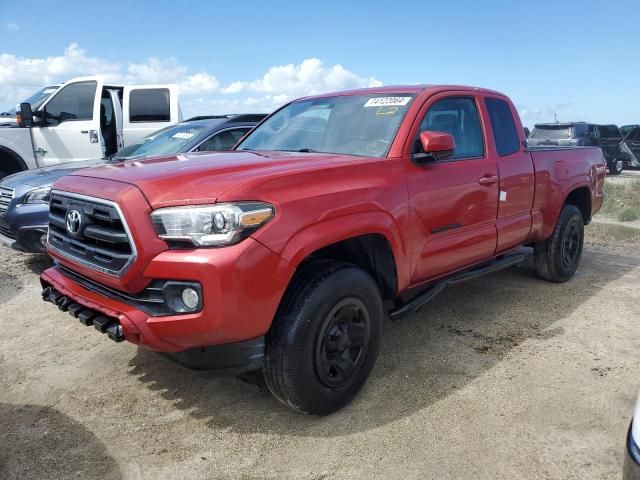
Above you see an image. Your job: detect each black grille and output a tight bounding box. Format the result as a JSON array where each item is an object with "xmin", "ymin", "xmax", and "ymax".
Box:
[
  {"xmin": 48, "ymin": 192, "xmax": 135, "ymax": 276},
  {"xmin": 0, "ymin": 186, "xmax": 14, "ymax": 215},
  {"xmin": 0, "ymin": 224, "xmax": 16, "ymax": 239}
]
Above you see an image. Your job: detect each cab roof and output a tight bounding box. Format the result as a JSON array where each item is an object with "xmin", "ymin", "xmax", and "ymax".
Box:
[{"xmin": 299, "ymin": 84, "xmax": 508, "ymax": 101}]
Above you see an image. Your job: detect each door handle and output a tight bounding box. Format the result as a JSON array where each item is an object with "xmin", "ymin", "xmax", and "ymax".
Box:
[
  {"xmin": 478, "ymin": 175, "xmax": 498, "ymax": 186},
  {"xmin": 35, "ymin": 147, "xmax": 47, "ymax": 156}
]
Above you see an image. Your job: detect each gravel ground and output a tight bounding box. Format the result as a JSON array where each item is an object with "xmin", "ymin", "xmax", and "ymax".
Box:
[
  {"xmin": 607, "ymin": 169, "xmax": 640, "ymax": 185},
  {"xmin": 0, "ymin": 243, "xmax": 639, "ymax": 479}
]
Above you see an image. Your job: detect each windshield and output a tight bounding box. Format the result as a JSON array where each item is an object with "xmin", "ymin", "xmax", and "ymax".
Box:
[
  {"xmin": 112, "ymin": 123, "xmax": 211, "ymax": 160},
  {"xmin": 237, "ymin": 94, "xmax": 416, "ymax": 158},
  {"xmin": 4, "ymin": 86, "xmax": 59, "ymax": 115},
  {"xmin": 530, "ymin": 125, "xmax": 572, "ymax": 140}
]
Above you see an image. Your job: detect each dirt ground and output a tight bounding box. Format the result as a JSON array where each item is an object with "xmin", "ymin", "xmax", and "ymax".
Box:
[{"xmin": 0, "ymin": 240, "xmax": 639, "ymax": 479}]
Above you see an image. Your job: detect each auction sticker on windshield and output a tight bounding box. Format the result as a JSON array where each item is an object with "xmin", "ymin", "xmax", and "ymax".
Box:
[{"xmin": 364, "ymin": 97, "xmax": 412, "ymax": 107}]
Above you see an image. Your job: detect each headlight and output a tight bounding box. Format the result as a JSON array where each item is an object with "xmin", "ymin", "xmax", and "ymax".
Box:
[
  {"xmin": 151, "ymin": 202, "xmax": 274, "ymax": 247},
  {"xmin": 23, "ymin": 187, "xmax": 51, "ymax": 204}
]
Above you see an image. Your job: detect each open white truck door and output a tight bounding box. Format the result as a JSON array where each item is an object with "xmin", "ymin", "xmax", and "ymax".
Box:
[
  {"xmin": 30, "ymin": 77, "xmax": 105, "ymax": 167},
  {"xmin": 122, "ymin": 85, "xmax": 180, "ymax": 145}
]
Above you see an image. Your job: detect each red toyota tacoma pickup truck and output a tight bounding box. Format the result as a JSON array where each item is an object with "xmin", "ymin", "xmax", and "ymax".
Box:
[{"xmin": 40, "ymin": 85, "xmax": 605, "ymax": 415}]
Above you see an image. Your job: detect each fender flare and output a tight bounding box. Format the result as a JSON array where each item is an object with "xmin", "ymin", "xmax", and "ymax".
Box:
[
  {"xmin": 278, "ymin": 210, "xmax": 412, "ymax": 292},
  {"xmin": 533, "ymin": 180, "xmax": 593, "ymax": 242}
]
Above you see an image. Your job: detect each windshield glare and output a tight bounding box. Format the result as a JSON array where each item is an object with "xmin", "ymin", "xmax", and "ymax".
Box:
[
  {"xmin": 237, "ymin": 94, "xmax": 416, "ymax": 158},
  {"xmin": 112, "ymin": 123, "xmax": 210, "ymax": 160},
  {"xmin": 5, "ymin": 86, "xmax": 58, "ymax": 115}
]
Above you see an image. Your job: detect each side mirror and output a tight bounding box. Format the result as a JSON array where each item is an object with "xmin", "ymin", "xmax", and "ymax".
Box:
[
  {"xmin": 18, "ymin": 102, "xmax": 34, "ymax": 127},
  {"xmin": 412, "ymin": 131, "xmax": 456, "ymax": 164}
]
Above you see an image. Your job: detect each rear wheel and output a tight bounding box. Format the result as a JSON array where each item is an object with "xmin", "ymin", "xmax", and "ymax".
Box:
[
  {"xmin": 534, "ymin": 204, "xmax": 584, "ymax": 282},
  {"xmin": 263, "ymin": 261, "xmax": 383, "ymax": 415},
  {"xmin": 609, "ymin": 159, "xmax": 624, "ymax": 175}
]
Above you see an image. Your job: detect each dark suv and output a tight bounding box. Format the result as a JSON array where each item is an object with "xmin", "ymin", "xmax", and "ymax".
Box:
[{"xmin": 528, "ymin": 122, "xmax": 627, "ymax": 175}]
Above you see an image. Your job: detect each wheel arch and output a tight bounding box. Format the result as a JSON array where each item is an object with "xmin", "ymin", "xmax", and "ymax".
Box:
[
  {"xmin": 0, "ymin": 146, "xmax": 28, "ymax": 175},
  {"xmin": 274, "ymin": 211, "xmax": 410, "ymax": 300},
  {"xmin": 293, "ymin": 233, "xmax": 399, "ymax": 301},
  {"xmin": 564, "ymin": 186, "xmax": 592, "ymax": 224}
]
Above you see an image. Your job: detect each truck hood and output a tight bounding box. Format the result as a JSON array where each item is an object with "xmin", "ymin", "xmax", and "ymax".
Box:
[
  {"xmin": 67, "ymin": 150, "xmax": 369, "ymax": 208},
  {"xmin": 1, "ymin": 158, "xmax": 105, "ymax": 191}
]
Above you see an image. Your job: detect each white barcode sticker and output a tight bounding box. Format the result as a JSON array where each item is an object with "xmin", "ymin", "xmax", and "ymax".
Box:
[{"xmin": 364, "ymin": 97, "xmax": 411, "ymax": 108}]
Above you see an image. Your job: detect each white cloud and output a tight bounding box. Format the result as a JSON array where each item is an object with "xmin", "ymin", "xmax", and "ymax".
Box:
[
  {"xmin": 517, "ymin": 102, "xmax": 573, "ymax": 128},
  {"xmin": 6, "ymin": 23, "xmax": 19, "ymax": 32},
  {"xmin": 0, "ymin": 44, "xmax": 381, "ymax": 117},
  {"xmin": 229, "ymin": 58, "xmax": 382, "ymax": 97}
]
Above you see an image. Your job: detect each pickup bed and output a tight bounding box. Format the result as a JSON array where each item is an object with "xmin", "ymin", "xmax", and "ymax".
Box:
[{"xmin": 40, "ymin": 85, "xmax": 606, "ymax": 415}]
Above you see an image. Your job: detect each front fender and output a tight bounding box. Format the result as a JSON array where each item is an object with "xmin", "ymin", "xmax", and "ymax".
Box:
[
  {"xmin": 274, "ymin": 210, "xmax": 411, "ymax": 292},
  {"xmin": 0, "ymin": 128, "xmax": 36, "ymax": 169}
]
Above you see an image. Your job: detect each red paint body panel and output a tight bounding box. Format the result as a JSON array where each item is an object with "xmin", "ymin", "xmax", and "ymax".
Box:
[
  {"xmin": 42, "ymin": 85, "xmax": 605, "ymax": 354},
  {"xmin": 42, "ymin": 237, "xmax": 293, "ymax": 351}
]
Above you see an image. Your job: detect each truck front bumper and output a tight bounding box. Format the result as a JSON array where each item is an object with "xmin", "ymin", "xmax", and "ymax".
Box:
[
  {"xmin": 40, "ymin": 237, "xmax": 294, "ymax": 373},
  {"xmin": 0, "ymin": 225, "xmax": 47, "ymax": 253},
  {"xmin": 0, "ymin": 201, "xmax": 49, "ymax": 253}
]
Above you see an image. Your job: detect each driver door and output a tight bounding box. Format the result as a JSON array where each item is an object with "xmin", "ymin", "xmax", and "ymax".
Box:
[
  {"xmin": 30, "ymin": 77, "xmax": 104, "ymax": 167},
  {"xmin": 405, "ymin": 94, "xmax": 499, "ymax": 283}
]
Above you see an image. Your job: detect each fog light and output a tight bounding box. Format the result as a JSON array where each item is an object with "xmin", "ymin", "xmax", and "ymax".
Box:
[
  {"xmin": 181, "ymin": 288, "xmax": 199, "ymax": 310},
  {"xmin": 40, "ymin": 232, "xmax": 47, "ymax": 247}
]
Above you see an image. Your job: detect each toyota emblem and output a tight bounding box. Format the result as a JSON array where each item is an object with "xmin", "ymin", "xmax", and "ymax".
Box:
[{"xmin": 66, "ymin": 209, "xmax": 82, "ymax": 234}]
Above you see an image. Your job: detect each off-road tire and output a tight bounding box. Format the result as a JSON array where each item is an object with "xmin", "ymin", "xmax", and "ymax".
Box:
[
  {"xmin": 263, "ymin": 260, "xmax": 383, "ymax": 415},
  {"xmin": 534, "ymin": 204, "xmax": 584, "ymax": 282}
]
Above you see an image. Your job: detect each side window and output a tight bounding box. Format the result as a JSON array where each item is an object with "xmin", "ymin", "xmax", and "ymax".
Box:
[
  {"xmin": 629, "ymin": 128, "xmax": 640, "ymax": 141},
  {"xmin": 129, "ymin": 88, "xmax": 170, "ymax": 123},
  {"xmin": 573, "ymin": 124, "xmax": 587, "ymax": 138},
  {"xmin": 43, "ymin": 81, "xmax": 97, "ymax": 125},
  {"xmin": 485, "ymin": 97, "xmax": 520, "ymax": 156},
  {"xmin": 418, "ymin": 97, "xmax": 484, "ymax": 159},
  {"xmin": 197, "ymin": 127, "xmax": 252, "ymax": 152}
]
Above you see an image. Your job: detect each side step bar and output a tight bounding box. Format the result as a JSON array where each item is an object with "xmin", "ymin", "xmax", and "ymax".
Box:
[{"xmin": 389, "ymin": 253, "xmax": 526, "ymax": 320}]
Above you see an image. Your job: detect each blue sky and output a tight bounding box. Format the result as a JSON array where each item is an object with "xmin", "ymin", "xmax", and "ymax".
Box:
[{"xmin": 1, "ymin": 0, "xmax": 639, "ymax": 127}]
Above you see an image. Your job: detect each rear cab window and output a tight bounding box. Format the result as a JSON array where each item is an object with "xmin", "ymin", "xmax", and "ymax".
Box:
[
  {"xmin": 530, "ymin": 125, "xmax": 572, "ymax": 140},
  {"xmin": 129, "ymin": 88, "xmax": 170, "ymax": 123},
  {"xmin": 484, "ymin": 97, "xmax": 520, "ymax": 156}
]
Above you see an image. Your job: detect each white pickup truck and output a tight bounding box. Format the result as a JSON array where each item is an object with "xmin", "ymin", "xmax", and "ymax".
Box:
[{"xmin": 0, "ymin": 76, "xmax": 181, "ymax": 178}]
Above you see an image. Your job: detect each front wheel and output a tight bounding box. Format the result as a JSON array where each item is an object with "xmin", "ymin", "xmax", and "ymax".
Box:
[
  {"xmin": 263, "ymin": 261, "xmax": 383, "ymax": 415},
  {"xmin": 534, "ymin": 204, "xmax": 584, "ymax": 282},
  {"xmin": 608, "ymin": 159, "xmax": 624, "ymax": 175}
]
